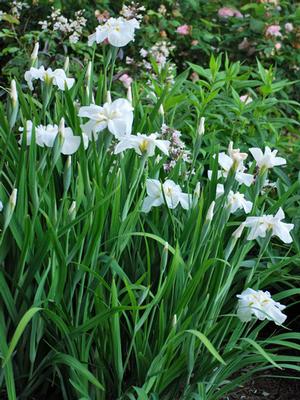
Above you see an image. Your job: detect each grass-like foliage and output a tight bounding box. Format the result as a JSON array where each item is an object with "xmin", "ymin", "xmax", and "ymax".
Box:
[{"xmin": 0, "ymin": 14, "xmax": 300, "ymax": 400}]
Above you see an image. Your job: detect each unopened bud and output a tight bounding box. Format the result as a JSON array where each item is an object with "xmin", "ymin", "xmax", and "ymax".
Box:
[
  {"xmin": 4, "ymin": 188, "xmax": 18, "ymax": 231},
  {"xmin": 9, "ymin": 188, "xmax": 17, "ymax": 208},
  {"xmin": 194, "ymin": 182, "xmax": 201, "ymax": 198},
  {"xmin": 206, "ymin": 201, "xmax": 215, "ymax": 221},
  {"xmin": 232, "ymin": 223, "xmax": 245, "ymax": 239},
  {"xmin": 106, "ymin": 90, "xmax": 112, "ymax": 104},
  {"xmin": 159, "ymin": 104, "xmax": 164, "ymax": 116},
  {"xmin": 198, "ymin": 117, "xmax": 205, "ymax": 136},
  {"xmin": 68, "ymin": 201, "xmax": 76, "ymax": 220},
  {"xmin": 64, "ymin": 56, "xmax": 69, "ymax": 73},
  {"xmin": 127, "ymin": 85, "xmax": 132, "ymax": 104},
  {"xmin": 172, "ymin": 314, "xmax": 177, "ymax": 328},
  {"xmin": 59, "ymin": 117, "xmax": 65, "ymax": 137},
  {"xmin": 31, "ymin": 42, "xmax": 39, "ymax": 61},
  {"xmin": 10, "ymin": 79, "xmax": 18, "ymax": 107},
  {"xmin": 86, "ymin": 61, "xmax": 92, "ymax": 80}
]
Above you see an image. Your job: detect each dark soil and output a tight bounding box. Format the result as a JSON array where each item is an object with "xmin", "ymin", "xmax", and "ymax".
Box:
[{"xmin": 224, "ymin": 376, "xmax": 300, "ymax": 400}]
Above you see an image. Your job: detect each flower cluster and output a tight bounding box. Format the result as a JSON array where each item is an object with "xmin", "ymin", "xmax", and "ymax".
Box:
[
  {"xmin": 160, "ymin": 124, "xmax": 191, "ymax": 172},
  {"xmin": 10, "ymin": 1, "xmax": 29, "ymax": 18},
  {"xmin": 39, "ymin": 8, "xmax": 87, "ymax": 44},
  {"xmin": 120, "ymin": 1, "xmax": 145, "ymax": 21},
  {"xmin": 218, "ymin": 7, "xmax": 243, "ymax": 19}
]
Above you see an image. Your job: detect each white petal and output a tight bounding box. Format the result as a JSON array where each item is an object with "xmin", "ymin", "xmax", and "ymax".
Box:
[
  {"xmin": 218, "ymin": 153, "xmax": 233, "ymax": 171},
  {"xmin": 155, "ymin": 139, "xmax": 170, "ymax": 156},
  {"xmin": 179, "ymin": 193, "xmax": 192, "ymax": 210},
  {"xmin": 141, "ymin": 196, "xmax": 163, "ymax": 213},
  {"xmin": 272, "ymin": 222, "xmax": 294, "ymax": 244},
  {"xmin": 61, "ymin": 135, "xmax": 81, "ymax": 155},
  {"xmin": 249, "ymin": 147, "xmax": 263, "ymax": 163},
  {"xmin": 146, "ymin": 179, "xmax": 161, "ymax": 197}
]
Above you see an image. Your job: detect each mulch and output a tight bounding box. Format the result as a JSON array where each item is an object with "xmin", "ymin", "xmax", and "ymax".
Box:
[{"xmin": 223, "ymin": 375, "xmax": 300, "ymax": 400}]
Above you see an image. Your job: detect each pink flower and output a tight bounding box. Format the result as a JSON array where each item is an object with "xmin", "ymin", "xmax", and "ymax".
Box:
[
  {"xmin": 218, "ymin": 7, "xmax": 243, "ymax": 19},
  {"xmin": 285, "ymin": 23, "xmax": 294, "ymax": 33},
  {"xmin": 176, "ymin": 25, "xmax": 190, "ymax": 35},
  {"xmin": 119, "ymin": 74, "xmax": 133, "ymax": 88},
  {"xmin": 265, "ymin": 24, "xmax": 282, "ymax": 38},
  {"xmin": 190, "ymin": 72, "xmax": 199, "ymax": 83},
  {"xmin": 275, "ymin": 42, "xmax": 282, "ymax": 50}
]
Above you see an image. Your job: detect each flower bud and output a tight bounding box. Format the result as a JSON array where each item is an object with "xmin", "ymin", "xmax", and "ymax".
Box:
[
  {"xmin": 68, "ymin": 201, "xmax": 76, "ymax": 220},
  {"xmin": 159, "ymin": 104, "xmax": 164, "ymax": 116},
  {"xmin": 172, "ymin": 314, "xmax": 177, "ymax": 328},
  {"xmin": 31, "ymin": 42, "xmax": 39, "ymax": 62},
  {"xmin": 232, "ymin": 223, "xmax": 245, "ymax": 239},
  {"xmin": 86, "ymin": 61, "xmax": 92, "ymax": 81},
  {"xmin": 106, "ymin": 90, "xmax": 112, "ymax": 104},
  {"xmin": 59, "ymin": 117, "xmax": 65, "ymax": 137},
  {"xmin": 194, "ymin": 182, "xmax": 201, "ymax": 199},
  {"xmin": 63, "ymin": 156, "xmax": 72, "ymax": 193},
  {"xmin": 10, "ymin": 79, "xmax": 18, "ymax": 107},
  {"xmin": 206, "ymin": 201, "xmax": 215, "ymax": 221},
  {"xmin": 64, "ymin": 56, "xmax": 70, "ymax": 73},
  {"xmin": 9, "ymin": 188, "xmax": 17, "ymax": 208},
  {"xmin": 4, "ymin": 188, "xmax": 18, "ymax": 231},
  {"xmin": 127, "ymin": 85, "xmax": 132, "ymax": 104},
  {"xmin": 198, "ymin": 117, "xmax": 205, "ymax": 136}
]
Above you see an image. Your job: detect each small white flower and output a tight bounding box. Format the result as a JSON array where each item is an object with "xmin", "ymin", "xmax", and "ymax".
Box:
[
  {"xmin": 237, "ymin": 288, "xmax": 287, "ymax": 325},
  {"xmin": 142, "ymin": 179, "xmax": 191, "ymax": 213},
  {"xmin": 249, "ymin": 147, "xmax": 286, "ymax": 170},
  {"xmin": 88, "ymin": 17, "xmax": 139, "ymax": 47},
  {"xmin": 24, "ymin": 66, "xmax": 75, "ymax": 91},
  {"xmin": 0, "ymin": 200, "xmax": 3, "ymax": 212},
  {"xmin": 114, "ymin": 133, "xmax": 170, "ymax": 157},
  {"xmin": 78, "ymin": 98, "xmax": 133, "ymax": 139},
  {"xmin": 227, "ymin": 191, "xmax": 253, "ymax": 214},
  {"xmin": 239, "ymin": 94, "xmax": 253, "ymax": 104},
  {"xmin": 285, "ymin": 22, "xmax": 294, "ymax": 33},
  {"xmin": 140, "ymin": 48, "xmax": 148, "ymax": 57},
  {"xmin": 244, "ymin": 208, "xmax": 294, "ymax": 243}
]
